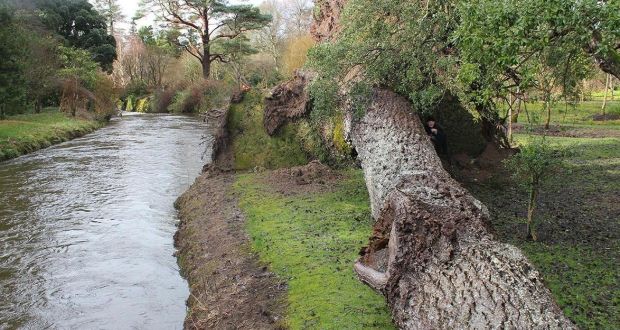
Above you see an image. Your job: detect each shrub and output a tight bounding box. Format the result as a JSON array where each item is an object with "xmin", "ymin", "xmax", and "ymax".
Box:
[
  {"xmin": 92, "ymin": 73, "xmax": 118, "ymax": 120},
  {"xmin": 135, "ymin": 97, "xmax": 151, "ymax": 113},
  {"xmin": 153, "ymin": 87, "xmax": 179, "ymax": 113},
  {"xmin": 168, "ymin": 90, "xmax": 188, "ymax": 113},
  {"xmin": 125, "ymin": 95, "xmax": 136, "ymax": 112},
  {"xmin": 504, "ymin": 136, "xmax": 568, "ymax": 241},
  {"xmin": 283, "ymin": 34, "xmax": 315, "ymax": 77},
  {"xmin": 169, "ymin": 80, "xmax": 234, "ymax": 113},
  {"xmin": 124, "ymin": 80, "xmax": 149, "ymax": 98}
]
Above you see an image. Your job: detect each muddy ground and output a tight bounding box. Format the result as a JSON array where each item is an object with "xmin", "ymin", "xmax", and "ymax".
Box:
[{"xmin": 174, "ymin": 172, "xmax": 286, "ymax": 329}]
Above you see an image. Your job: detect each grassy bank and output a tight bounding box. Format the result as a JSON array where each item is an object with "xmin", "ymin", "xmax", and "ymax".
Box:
[
  {"xmin": 0, "ymin": 109, "xmax": 102, "ymax": 161},
  {"xmin": 235, "ymin": 170, "xmax": 394, "ymax": 329},
  {"xmin": 467, "ymin": 134, "xmax": 619, "ymax": 329}
]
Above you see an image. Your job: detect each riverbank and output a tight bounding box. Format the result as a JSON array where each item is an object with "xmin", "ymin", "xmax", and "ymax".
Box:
[
  {"xmin": 0, "ymin": 110, "xmax": 103, "ymax": 161},
  {"xmin": 174, "ymin": 171, "xmax": 287, "ymax": 329},
  {"xmin": 176, "ymin": 139, "xmax": 618, "ymax": 329},
  {"xmin": 174, "ymin": 89, "xmax": 617, "ymax": 328},
  {"xmin": 174, "ymin": 163, "xmax": 394, "ymax": 329}
]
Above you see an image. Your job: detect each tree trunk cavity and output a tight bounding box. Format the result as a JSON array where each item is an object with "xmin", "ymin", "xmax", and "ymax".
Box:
[{"xmin": 347, "ymin": 88, "xmax": 574, "ymax": 329}]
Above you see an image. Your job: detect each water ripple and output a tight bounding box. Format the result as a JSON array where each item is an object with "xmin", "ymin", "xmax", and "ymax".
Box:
[{"xmin": 0, "ymin": 114, "xmax": 210, "ymax": 329}]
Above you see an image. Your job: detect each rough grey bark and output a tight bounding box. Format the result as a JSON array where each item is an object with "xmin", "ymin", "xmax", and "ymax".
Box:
[{"xmin": 347, "ymin": 89, "xmax": 574, "ymax": 329}]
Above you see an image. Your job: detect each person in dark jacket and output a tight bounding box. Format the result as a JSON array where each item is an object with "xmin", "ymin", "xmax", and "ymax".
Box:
[{"xmin": 424, "ymin": 116, "xmax": 448, "ymax": 155}]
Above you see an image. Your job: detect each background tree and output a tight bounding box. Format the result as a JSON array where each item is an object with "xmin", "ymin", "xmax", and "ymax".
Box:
[
  {"xmin": 92, "ymin": 0, "xmax": 125, "ymax": 35},
  {"xmin": 0, "ymin": 5, "xmax": 26, "ymax": 119},
  {"xmin": 283, "ymin": 0, "xmax": 312, "ymax": 36},
  {"xmin": 255, "ymin": 0, "xmax": 286, "ymax": 71},
  {"xmin": 37, "ymin": 0, "xmax": 117, "ymax": 72},
  {"xmin": 456, "ymin": 0, "xmax": 618, "ymax": 121},
  {"xmin": 141, "ymin": 0, "xmax": 271, "ymax": 79}
]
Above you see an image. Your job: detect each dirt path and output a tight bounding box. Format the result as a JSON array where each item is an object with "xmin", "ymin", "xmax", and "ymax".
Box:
[{"xmin": 174, "ymin": 171, "xmax": 286, "ymax": 329}]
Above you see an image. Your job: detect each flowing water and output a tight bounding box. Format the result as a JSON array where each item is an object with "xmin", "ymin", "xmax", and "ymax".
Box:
[{"xmin": 0, "ymin": 114, "xmax": 210, "ymax": 329}]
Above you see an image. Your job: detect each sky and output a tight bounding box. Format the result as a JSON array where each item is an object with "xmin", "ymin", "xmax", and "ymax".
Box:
[{"xmin": 117, "ymin": 0, "xmax": 265, "ymax": 32}]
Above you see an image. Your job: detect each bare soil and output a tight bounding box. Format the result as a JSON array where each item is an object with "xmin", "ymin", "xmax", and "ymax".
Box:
[
  {"xmin": 263, "ymin": 160, "xmax": 342, "ymax": 196},
  {"xmin": 174, "ymin": 171, "xmax": 286, "ymax": 329}
]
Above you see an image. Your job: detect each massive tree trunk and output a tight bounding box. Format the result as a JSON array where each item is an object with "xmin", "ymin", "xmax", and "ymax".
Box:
[{"xmin": 347, "ymin": 89, "xmax": 574, "ymax": 329}]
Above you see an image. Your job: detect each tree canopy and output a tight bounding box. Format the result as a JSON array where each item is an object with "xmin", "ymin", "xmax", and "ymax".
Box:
[
  {"xmin": 309, "ymin": 0, "xmax": 620, "ymax": 140},
  {"xmin": 37, "ymin": 0, "xmax": 117, "ymax": 72}
]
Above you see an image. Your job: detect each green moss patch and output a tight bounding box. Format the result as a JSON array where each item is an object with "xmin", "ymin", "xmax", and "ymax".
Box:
[
  {"xmin": 235, "ymin": 170, "xmax": 394, "ymax": 329},
  {"xmin": 228, "ymin": 91, "xmax": 308, "ymax": 170}
]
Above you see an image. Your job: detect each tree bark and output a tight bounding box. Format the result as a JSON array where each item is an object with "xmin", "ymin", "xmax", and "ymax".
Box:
[
  {"xmin": 602, "ymin": 74, "xmax": 609, "ymax": 118},
  {"xmin": 202, "ymin": 34, "xmax": 211, "ymax": 79},
  {"xmin": 527, "ymin": 184, "xmax": 539, "ymax": 241},
  {"xmin": 544, "ymin": 101, "xmax": 551, "ymax": 129},
  {"xmin": 347, "ymin": 88, "xmax": 574, "ymax": 329}
]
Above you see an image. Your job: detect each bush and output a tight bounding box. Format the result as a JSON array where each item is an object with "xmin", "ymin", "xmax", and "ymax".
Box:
[
  {"xmin": 169, "ymin": 80, "xmax": 234, "ymax": 113},
  {"xmin": 135, "ymin": 97, "xmax": 151, "ymax": 113},
  {"xmin": 169, "ymin": 90, "xmax": 190, "ymax": 113},
  {"xmin": 124, "ymin": 80, "xmax": 149, "ymax": 98},
  {"xmin": 504, "ymin": 136, "xmax": 568, "ymax": 241},
  {"xmin": 125, "ymin": 95, "xmax": 136, "ymax": 112},
  {"xmin": 92, "ymin": 73, "xmax": 118, "ymax": 120},
  {"xmin": 283, "ymin": 35, "xmax": 315, "ymax": 77},
  {"xmin": 153, "ymin": 87, "xmax": 180, "ymax": 113}
]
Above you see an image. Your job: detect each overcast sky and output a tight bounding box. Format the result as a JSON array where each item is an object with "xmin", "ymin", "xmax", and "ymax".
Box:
[{"xmin": 118, "ymin": 0, "xmax": 265, "ymax": 31}]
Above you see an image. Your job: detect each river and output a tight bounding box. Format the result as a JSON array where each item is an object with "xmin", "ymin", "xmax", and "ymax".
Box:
[{"xmin": 0, "ymin": 114, "xmax": 209, "ymax": 329}]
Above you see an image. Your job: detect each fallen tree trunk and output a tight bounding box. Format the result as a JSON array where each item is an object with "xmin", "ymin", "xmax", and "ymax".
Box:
[{"xmin": 348, "ymin": 89, "xmax": 574, "ymax": 329}]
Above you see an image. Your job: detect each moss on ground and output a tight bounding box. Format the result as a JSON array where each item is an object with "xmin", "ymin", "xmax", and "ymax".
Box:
[
  {"xmin": 0, "ymin": 109, "xmax": 102, "ymax": 161},
  {"xmin": 468, "ymin": 133, "xmax": 619, "ymax": 329},
  {"xmin": 235, "ymin": 170, "xmax": 394, "ymax": 329},
  {"xmin": 228, "ymin": 91, "xmax": 308, "ymax": 170}
]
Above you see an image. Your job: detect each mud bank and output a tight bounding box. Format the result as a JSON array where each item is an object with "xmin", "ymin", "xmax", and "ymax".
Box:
[
  {"xmin": 174, "ymin": 171, "xmax": 286, "ymax": 329},
  {"xmin": 174, "ymin": 162, "xmax": 395, "ymax": 329}
]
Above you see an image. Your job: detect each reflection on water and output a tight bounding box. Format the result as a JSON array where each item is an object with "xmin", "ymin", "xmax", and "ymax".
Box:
[{"xmin": 0, "ymin": 114, "xmax": 209, "ymax": 329}]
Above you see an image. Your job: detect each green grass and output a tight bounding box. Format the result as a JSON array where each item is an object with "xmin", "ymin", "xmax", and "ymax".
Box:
[
  {"xmin": 519, "ymin": 244, "xmax": 618, "ymax": 329},
  {"xmin": 235, "ymin": 170, "xmax": 394, "ymax": 329},
  {"xmin": 228, "ymin": 91, "xmax": 308, "ymax": 170},
  {"xmin": 505, "ymin": 100, "xmax": 620, "ymax": 126},
  {"xmin": 0, "ymin": 109, "xmax": 102, "ymax": 161},
  {"xmin": 468, "ymin": 133, "xmax": 619, "ymax": 329}
]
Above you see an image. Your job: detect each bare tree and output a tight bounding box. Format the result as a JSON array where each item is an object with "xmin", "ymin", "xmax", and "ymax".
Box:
[
  {"xmin": 254, "ymin": 0, "xmax": 286, "ymax": 70},
  {"xmin": 284, "ymin": 0, "xmax": 313, "ymax": 36}
]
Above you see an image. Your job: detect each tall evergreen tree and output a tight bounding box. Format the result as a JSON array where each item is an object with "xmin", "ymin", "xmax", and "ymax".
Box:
[{"xmin": 142, "ymin": 0, "xmax": 271, "ymax": 78}]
